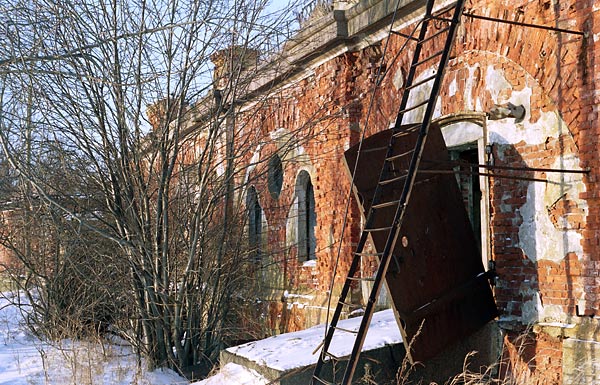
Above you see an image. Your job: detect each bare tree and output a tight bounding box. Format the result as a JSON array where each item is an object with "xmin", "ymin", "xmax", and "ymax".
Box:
[{"xmin": 0, "ymin": 0, "xmax": 306, "ymax": 375}]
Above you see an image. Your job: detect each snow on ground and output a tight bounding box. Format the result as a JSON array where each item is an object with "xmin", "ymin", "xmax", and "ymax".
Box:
[
  {"xmin": 0, "ymin": 291, "xmax": 188, "ymax": 385},
  {"xmin": 191, "ymin": 363, "xmax": 268, "ymax": 385},
  {"xmin": 0, "ymin": 290, "xmax": 403, "ymax": 385},
  {"xmin": 226, "ymin": 309, "xmax": 402, "ymax": 371}
]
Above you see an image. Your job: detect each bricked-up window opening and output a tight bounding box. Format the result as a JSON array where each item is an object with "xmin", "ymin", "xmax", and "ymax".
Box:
[
  {"xmin": 268, "ymin": 154, "xmax": 283, "ymax": 199},
  {"xmin": 449, "ymin": 145, "xmax": 481, "ymax": 250},
  {"xmin": 296, "ymin": 171, "xmax": 316, "ymax": 261},
  {"xmin": 247, "ymin": 186, "xmax": 262, "ymax": 262}
]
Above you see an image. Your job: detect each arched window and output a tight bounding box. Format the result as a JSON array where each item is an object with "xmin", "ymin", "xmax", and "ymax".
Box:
[
  {"xmin": 246, "ymin": 186, "xmax": 262, "ymax": 262},
  {"xmin": 268, "ymin": 154, "xmax": 283, "ymax": 199},
  {"xmin": 296, "ymin": 171, "xmax": 316, "ymax": 261}
]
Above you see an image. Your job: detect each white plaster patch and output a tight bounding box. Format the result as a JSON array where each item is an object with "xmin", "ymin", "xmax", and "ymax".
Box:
[
  {"xmin": 286, "ymin": 196, "xmax": 299, "ymax": 248},
  {"xmin": 538, "ymin": 304, "xmax": 570, "ymax": 324},
  {"xmin": 216, "ymin": 161, "xmax": 225, "ymax": 176},
  {"xmin": 488, "ymin": 101, "xmax": 571, "ymax": 147},
  {"xmin": 517, "ymin": 149, "xmax": 587, "ymax": 265},
  {"xmin": 448, "ymin": 77, "xmax": 457, "ymax": 97},
  {"xmin": 521, "ymin": 291, "xmax": 543, "ymax": 325},
  {"xmin": 433, "ymin": 95, "xmax": 442, "ymax": 119},
  {"xmin": 269, "ymin": 127, "xmax": 288, "ymax": 140},
  {"xmin": 545, "ymin": 154, "xmax": 589, "ymax": 227},
  {"xmin": 392, "ymin": 66, "xmax": 404, "ymax": 90},
  {"xmin": 244, "ymin": 145, "xmax": 263, "ymax": 184},
  {"xmin": 463, "ymin": 66, "xmax": 478, "ymax": 110},
  {"xmin": 485, "ymin": 65, "xmax": 511, "ymax": 103},
  {"xmin": 441, "ymin": 121, "xmax": 483, "ymax": 147},
  {"xmin": 402, "ymin": 68, "xmax": 436, "ymax": 124},
  {"xmin": 518, "ymin": 181, "xmax": 584, "ymax": 264}
]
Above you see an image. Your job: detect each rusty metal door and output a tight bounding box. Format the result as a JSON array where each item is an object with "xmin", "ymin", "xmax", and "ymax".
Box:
[{"xmin": 344, "ymin": 122, "xmax": 497, "ymax": 362}]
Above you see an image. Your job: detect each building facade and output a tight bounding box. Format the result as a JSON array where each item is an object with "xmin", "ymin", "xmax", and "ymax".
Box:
[{"xmin": 183, "ymin": 0, "xmax": 600, "ymax": 383}]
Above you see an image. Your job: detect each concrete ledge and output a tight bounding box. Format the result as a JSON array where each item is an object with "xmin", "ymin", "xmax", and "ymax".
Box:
[{"xmin": 221, "ymin": 309, "xmax": 404, "ymax": 385}]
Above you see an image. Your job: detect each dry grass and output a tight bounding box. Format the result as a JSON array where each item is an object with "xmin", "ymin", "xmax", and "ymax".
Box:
[{"xmin": 391, "ymin": 325, "xmax": 543, "ymax": 385}]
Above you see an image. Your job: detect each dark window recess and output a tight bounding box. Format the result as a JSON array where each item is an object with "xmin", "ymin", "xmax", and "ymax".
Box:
[
  {"xmin": 268, "ymin": 155, "xmax": 283, "ymax": 199},
  {"xmin": 296, "ymin": 171, "xmax": 316, "ymax": 261},
  {"xmin": 247, "ymin": 186, "xmax": 262, "ymax": 262},
  {"xmin": 449, "ymin": 146, "xmax": 481, "ymax": 250}
]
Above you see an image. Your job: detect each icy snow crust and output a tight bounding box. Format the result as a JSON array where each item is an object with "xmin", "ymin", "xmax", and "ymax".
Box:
[{"xmin": 226, "ymin": 309, "xmax": 402, "ymax": 371}]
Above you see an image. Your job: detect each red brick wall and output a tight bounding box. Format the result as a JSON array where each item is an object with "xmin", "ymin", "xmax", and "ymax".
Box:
[
  {"xmin": 240, "ymin": 53, "xmax": 365, "ymax": 293},
  {"xmin": 229, "ymin": 0, "xmax": 600, "ymax": 379}
]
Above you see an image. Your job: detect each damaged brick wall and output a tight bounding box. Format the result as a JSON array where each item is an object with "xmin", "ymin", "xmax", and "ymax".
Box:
[{"xmin": 199, "ymin": 0, "xmax": 600, "ymax": 381}]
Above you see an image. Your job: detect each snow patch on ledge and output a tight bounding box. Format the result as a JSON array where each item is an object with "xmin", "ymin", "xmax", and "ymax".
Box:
[
  {"xmin": 193, "ymin": 363, "xmax": 268, "ymax": 385},
  {"xmin": 283, "ymin": 290, "xmax": 314, "ymax": 300},
  {"xmin": 226, "ymin": 309, "xmax": 402, "ymax": 372}
]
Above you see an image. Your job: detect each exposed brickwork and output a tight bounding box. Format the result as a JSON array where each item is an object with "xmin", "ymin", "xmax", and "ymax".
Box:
[{"xmin": 189, "ymin": 0, "xmax": 600, "ymax": 381}]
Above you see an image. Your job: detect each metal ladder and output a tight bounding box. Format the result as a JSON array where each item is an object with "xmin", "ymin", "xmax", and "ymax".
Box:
[{"xmin": 311, "ymin": 0, "xmax": 466, "ymax": 384}]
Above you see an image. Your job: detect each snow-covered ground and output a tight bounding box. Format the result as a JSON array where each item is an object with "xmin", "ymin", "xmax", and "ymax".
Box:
[
  {"xmin": 194, "ymin": 363, "xmax": 268, "ymax": 385},
  {"xmin": 0, "ymin": 291, "xmax": 401, "ymax": 385},
  {"xmin": 0, "ymin": 291, "xmax": 187, "ymax": 385},
  {"xmin": 199, "ymin": 310, "xmax": 402, "ymax": 384}
]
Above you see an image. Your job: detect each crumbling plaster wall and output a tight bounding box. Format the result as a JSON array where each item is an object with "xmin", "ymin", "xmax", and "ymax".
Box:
[
  {"xmin": 239, "ymin": 53, "xmax": 368, "ymax": 332},
  {"xmin": 396, "ymin": 46, "xmax": 589, "ymax": 327},
  {"xmin": 438, "ymin": 52, "xmax": 588, "ymax": 326}
]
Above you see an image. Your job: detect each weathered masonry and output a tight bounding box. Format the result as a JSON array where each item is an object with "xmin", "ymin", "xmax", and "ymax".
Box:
[{"xmin": 184, "ymin": 0, "xmax": 600, "ymax": 383}]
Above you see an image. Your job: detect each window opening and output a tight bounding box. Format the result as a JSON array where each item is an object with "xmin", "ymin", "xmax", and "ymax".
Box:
[
  {"xmin": 268, "ymin": 154, "xmax": 283, "ymax": 199},
  {"xmin": 296, "ymin": 171, "xmax": 316, "ymax": 261},
  {"xmin": 247, "ymin": 186, "xmax": 262, "ymax": 262}
]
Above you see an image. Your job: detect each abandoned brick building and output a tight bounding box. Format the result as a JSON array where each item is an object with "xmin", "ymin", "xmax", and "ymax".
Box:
[{"xmin": 177, "ymin": 0, "xmax": 600, "ymax": 383}]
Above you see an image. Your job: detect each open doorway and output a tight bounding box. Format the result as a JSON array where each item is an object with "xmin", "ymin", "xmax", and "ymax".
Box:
[
  {"xmin": 449, "ymin": 144, "xmax": 482, "ymax": 251},
  {"xmin": 438, "ymin": 114, "xmax": 490, "ymax": 268}
]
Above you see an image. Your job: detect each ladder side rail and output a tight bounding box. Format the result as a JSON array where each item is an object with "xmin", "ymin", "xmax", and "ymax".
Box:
[
  {"xmin": 331, "ymin": 4, "xmax": 436, "ymax": 377},
  {"xmin": 339, "ymin": 213, "xmax": 404, "ymax": 384},
  {"xmin": 313, "ymin": 151, "xmax": 404, "ymax": 380},
  {"xmin": 395, "ymin": 0, "xmax": 466, "ymax": 214}
]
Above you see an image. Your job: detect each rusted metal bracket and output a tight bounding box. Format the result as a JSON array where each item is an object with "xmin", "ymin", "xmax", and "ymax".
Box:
[
  {"xmin": 416, "ymin": 169, "xmax": 552, "ymax": 183},
  {"xmin": 423, "ymin": 159, "xmax": 591, "ymax": 174},
  {"xmin": 481, "ymin": 164, "xmax": 590, "ymax": 174},
  {"xmin": 463, "ymin": 12, "xmax": 585, "ymax": 36}
]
